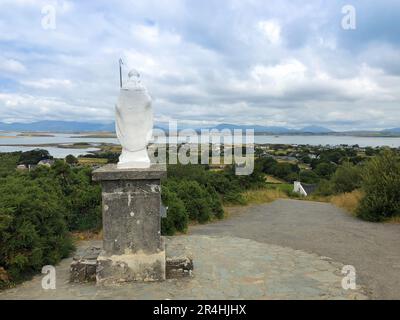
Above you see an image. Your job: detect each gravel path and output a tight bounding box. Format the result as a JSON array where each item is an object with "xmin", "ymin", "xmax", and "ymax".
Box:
[
  {"xmin": 190, "ymin": 199, "xmax": 400, "ymax": 299},
  {"xmin": 0, "ymin": 236, "xmax": 367, "ymax": 300}
]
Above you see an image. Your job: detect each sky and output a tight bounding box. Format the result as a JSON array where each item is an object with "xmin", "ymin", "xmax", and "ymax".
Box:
[{"xmin": 0, "ymin": 0, "xmax": 399, "ymax": 131}]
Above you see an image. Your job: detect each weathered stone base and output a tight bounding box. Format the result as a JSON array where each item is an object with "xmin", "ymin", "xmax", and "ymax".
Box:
[
  {"xmin": 96, "ymin": 249, "xmax": 166, "ymax": 284},
  {"xmin": 166, "ymin": 256, "xmax": 193, "ymax": 278},
  {"xmin": 69, "ymin": 245, "xmax": 194, "ymax": 283},
  {"xmin": 70, "ymin": 247, "xmax": 102, "ymax": 283}
]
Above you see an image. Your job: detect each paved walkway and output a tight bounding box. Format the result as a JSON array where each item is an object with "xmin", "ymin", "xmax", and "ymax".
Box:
[
  {"xmin": 0, "ymin": 235, "xmax": 366, "ymax": 300},
  {"xmin": 190, "ymin": 199, "xmax": 400, "ymax": 299}
]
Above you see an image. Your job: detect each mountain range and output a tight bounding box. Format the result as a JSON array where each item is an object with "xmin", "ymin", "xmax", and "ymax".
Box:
[
  {"xmin": 0, "ymin": 120, "xmax": 399, "ymax": 135},
  {"xmin": 0, "ymin": 121, "xmax": 115, "ymax": 132},
  {"xmin": 211, "ymin": 124, "xmax": 333, "ymax": 134}
]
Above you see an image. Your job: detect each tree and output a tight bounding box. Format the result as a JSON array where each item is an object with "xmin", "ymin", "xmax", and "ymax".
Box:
[
  {"xmin": 331, "ymin": 162, "xmax": 362, "ymax": 194},
  {"xmin": 357, "ymin": 150, "xmax": 400, "ymax": 221},
  {"xmin": 300, "ymin": 155, "xmax": 312, "ymax": 164},
  {"xmin": 299, "ymin": 170, "xmax": 320, "ymax": 184},
  {"xmin": 315, "ymin": 179, "xmax": 334, "ymax": 196},
  {"xmin": 272, "ymin": 162, "xmax": 299, "ymax": 181},
  {"xmin": 314, "ymin": 162, "xmax": 336, "ymax": 179},
  {"xmin": 365, "ymin": 147, "xmax": 376, "ymax": 156},
  {"xmin": 19, "ymin": 149, "xmax": 52, "ymax": 165},
  {"xmin": 259, "ymin": 157, "xmax": 278, "ymax": 174},
  {"xmin": 65, "ymin": 154, "xmax": 78, "ymax": 165}
]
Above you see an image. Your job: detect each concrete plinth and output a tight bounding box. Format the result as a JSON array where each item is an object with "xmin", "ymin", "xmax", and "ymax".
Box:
[{"xmin": 92, "ymin": 164, "xmax": 166, "ymax": 284}]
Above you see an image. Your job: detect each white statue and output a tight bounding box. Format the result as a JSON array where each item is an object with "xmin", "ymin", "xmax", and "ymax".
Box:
[{"xmin": 115, "ymin": 69, "xmax": 153, "ymax": 169}]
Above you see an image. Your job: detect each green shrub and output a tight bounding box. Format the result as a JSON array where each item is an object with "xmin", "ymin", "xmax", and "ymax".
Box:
[
  {"xmin": 314, "ymin": 162, "xmax": 336, "ymax": 179},
  {"xmin": 65, "ymin": 154, "xmax": 78, "ymax": 165},
  {"xmin": 31, "ymin": 161, "xmax": 102, "ymax": 231},
  {"xmin": 259, "ymin": 157, "xmax": 278, "ymax": 174},
  {"xmin": 357, "ymin": 150, "xmax": 400, "ymax": 221},
  {"xmin": 271, "ymin": 162, "xmax": 300, "ymax": 181},
  {"xmin": 164, "ymin": 179, "xmax": 225, "ymax": 223},
  {"xmin": 331, "ymin": 162, "xmax": 362, "ymax": 194},
  {"xmin": 170, "ymin": 180, "xmax": 212, "ymax": 223},
  {"xmin": 167, "ymin": 164, "xmax": 209, "ymax": 185},
  {"xmin": 0, "ymin": 152, "xmax": 21, "ymax": 178},
  {"xmin": 167, "ymin": 163, "xmax": 246, "ymax": 206},
  {"xmin": 0, "ymin": 175, "xmax": 73, "ymax": 287},
  {"xmin": 299, "ymin": 170, "xmax": 320, "ymax": 184},
  {"xmin": 161, "ymin": 186, "xmax": 188, "ymax": 235},
  {"xmin": 64, "ymin": 167, "xmax": 102, "ymax": 231},
  {"xmin": 222, "ymin": 191, "xmax": 247, "ymax": 205},
  {"xmin": 206, "ymin": 185, "xmax": 224, "ymax": 219},
  {"xmin": 19, "ymin": 149, "xmax": 52, "ymax": 165},
  {"xmin": 315, "ymin": 179, "xmax": 335, "ymax": 196}
]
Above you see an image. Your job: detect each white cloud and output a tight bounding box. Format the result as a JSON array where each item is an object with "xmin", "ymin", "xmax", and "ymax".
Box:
[
  {"xmin": 20, "ymin": 78, "xmax": 73, "ymax": 89},
  {"xmin": 258, "ymin": 20, "xmax": 281, "ymax": 45},
  {"xmin": 0, "ymin": 57, "xmax": 26, "ymax": 73},
  {"xmin": 0, "ymin": 1, "xmax": 399, "ymax": 130}
]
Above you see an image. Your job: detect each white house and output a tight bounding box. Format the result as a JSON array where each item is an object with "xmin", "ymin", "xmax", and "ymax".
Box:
[
  {"xmin": 37, "ymin": 159, "xmax": 55, "ymax": 167},
  {"xmin": 16, "ymin": 164, "xmax": 27, "ymax": 171},
  {"xmin": 293, "ymin": 181, "xmax": 317, "ymax": 197}
]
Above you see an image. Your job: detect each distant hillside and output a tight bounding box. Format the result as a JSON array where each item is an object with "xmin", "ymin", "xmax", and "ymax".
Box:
[
  {"xmin": 0, "ymin": 121, "xmax": 115, "ymax": 132},
  {"xmin": 212, "ymin": 123, "xmax": 335, "ymax": 134},
  {"xmin": 382, "ymin": 128, "xmax": 400, "ymax": 134},
  {"xmin": 212, "ymin": 123, "xmax": 294, "ymax": 133},
  {"xmin": 0, "ymin": 121, "xmax": 296, "ymax": 133},
  {"xmin": 300, "ymin": 126, "xmax": 333, "ymax": 133},
  {"xmin": 1, "ymin": 120, "xmax": 398, "ymax": 136}
]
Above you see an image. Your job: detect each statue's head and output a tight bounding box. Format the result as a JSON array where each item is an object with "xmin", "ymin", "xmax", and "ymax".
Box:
[{"xmin": 124, "ymin": 69, "xmax": 144, "ymax": 90}]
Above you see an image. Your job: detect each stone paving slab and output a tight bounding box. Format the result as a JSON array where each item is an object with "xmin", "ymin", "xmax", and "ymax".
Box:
[{"xmin": 0, "ymin": 235, "xmax": 368, "ymax": 300}]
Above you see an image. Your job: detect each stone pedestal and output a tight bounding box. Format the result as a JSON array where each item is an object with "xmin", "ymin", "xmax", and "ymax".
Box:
[{"xmin": 92, "ymin": 164, "xmax": 166, "ymax": 284}]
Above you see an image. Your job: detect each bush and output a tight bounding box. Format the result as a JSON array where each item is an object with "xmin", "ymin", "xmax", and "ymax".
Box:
[
  {"xmin": 331, "ymin": 162, "xmax": 362, "ymax": 194},
  {"xmin": 315, "ymin": 179, "xmax": 334, "ymax": 196},
  {"xmin": 222, "ymin": 160, "xmax": 266, "ymax": 190},
  {"xmin": 64, "ymin": 179, "xmax": 102, "ymax": 231},
  {"xmin": 161, "ymin": 186, "xmax": 188, "ymax": 235},
  {"xmin": 164, "ymin": 177, "xmax": 225, "ymax": 223},
  {"xmin": 19, "ymin": 149, "xmax": 52, "ymax": 165},
  {"xmin": 167, "ymin": 163, "xmax": 244, "ymax": 206},
  {"xmin": 222, "ymin": 190, "xmax": 247, "ymax": 205},
  {"xmin": 357, "ymin": 150, "xmax": 400, "ymax": 221},
  {"xmin": 206, "ymin": 185, "xmax": 224, "ymax": 219},
  {"xmin": 314, "ymin": 162, "xmax": 336, "ymax": 179},
  {"xmin": 0, "ymin": 175, "xmax": 73, "ymax": 287},
  {"xmin": 65, "ymin": 154, "xmax": 78, "ymax": 165},
  {"xmin": 259, "ymin": 157, "xmax": 278, "ymax": 174},
  {"xmin": 31, "ymin": 161, "xmax": 102, "ymax": 231},
  {"xmin": 271, "ymin": 162, "xmax": 300, "ymax": 181},
  {"xmin": 167, "ymin": 164, "xmax": 209, "ymax": 185},
  {"xmin": 0, "ymin": 152, "xmax": 20, "ymax": 177},
  {"xmin": 167, "ymin": 180, "xmax": 213, "ymax": 223},
  {"xmin": 299, "ymin": 170, "xmax": 320, "ymax": 184}
]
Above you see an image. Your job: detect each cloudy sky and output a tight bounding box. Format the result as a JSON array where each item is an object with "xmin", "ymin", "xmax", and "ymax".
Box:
[{"xmin": 0, "ymin": 0, "xmax": 399, "ymax": 130}]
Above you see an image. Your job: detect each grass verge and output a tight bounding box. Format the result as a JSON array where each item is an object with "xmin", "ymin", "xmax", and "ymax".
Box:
[
  {"xmin": 330, "ymin": 190, "xmax": 364, "ymax": 216},
  {"xmin": 241, "ymin": 187, "xmax": 288, "ymax": 205}
]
